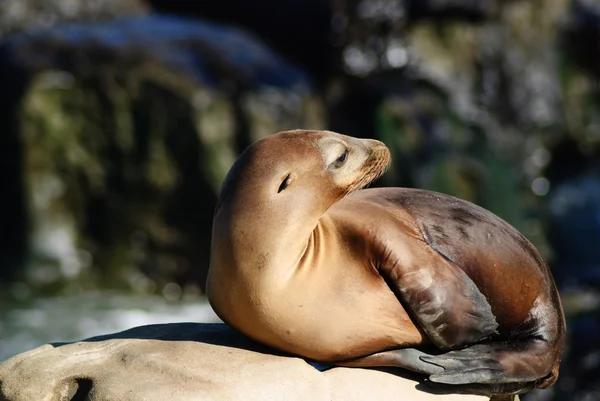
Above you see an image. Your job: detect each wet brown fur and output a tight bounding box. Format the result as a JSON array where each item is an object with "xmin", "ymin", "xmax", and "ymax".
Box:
[{"xmin": 207, "ymin": 130, "xmax": 566, "ymax": 396}]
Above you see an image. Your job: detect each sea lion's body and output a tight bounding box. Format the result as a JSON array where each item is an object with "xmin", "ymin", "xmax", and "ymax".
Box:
[
  {"xmin": 207, "ymin": 130, "xmax": 566, "ymax": 396},
  {"xmin": 211, "ymin": 193, "xmax": 425, "ymax": 361}
]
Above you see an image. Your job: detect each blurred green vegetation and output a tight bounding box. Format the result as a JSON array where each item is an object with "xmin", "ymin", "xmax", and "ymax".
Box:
[{"xmin": 6, "ymin": 50, "xmax": 324, "ymax": 294}]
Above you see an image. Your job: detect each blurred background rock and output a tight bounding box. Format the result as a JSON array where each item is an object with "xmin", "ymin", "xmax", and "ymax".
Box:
[{"xmin": 0, "ymin": 0, "xmax": 598, "ymax": 400}]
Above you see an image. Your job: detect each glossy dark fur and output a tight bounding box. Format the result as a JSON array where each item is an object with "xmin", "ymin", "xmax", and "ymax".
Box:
[{"xmin": 337, "ymin": 188, "xmax": 566, "ymax": 395}]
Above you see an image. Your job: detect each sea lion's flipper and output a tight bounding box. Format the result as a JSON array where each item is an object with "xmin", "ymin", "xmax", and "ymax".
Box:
[
  {"xmin": 339, "ymin": 345, "xmax": 526, "ymax": 383},
  {"xmin": 378, "ymin": 244, "xmax": 499, "ymax": 349},
  {"xmin": 336, "ymin": 346, "xmax": 538, "ymax": 395},
  {"xmin": 376, "ymin": 232, "xmax": 558, "ymax": 389},
  {"xmin": 336, "ymin": 348, "xmax": 443, "ymax": 375},
  {"xmin": 367, "ymin": 188, "xmax": 564, "ymax": 388},
  {"xmin": 420, "ymin": 344, "xmax": 510, "ymax": 384},
  {"xmin": 419, "ymin": 342, "xmax": 554, "ymax": 386}
]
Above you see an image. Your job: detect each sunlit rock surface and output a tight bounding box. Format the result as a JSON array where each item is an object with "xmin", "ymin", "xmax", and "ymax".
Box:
[{"xmin": 0, "ymin": 323, "xmax": 489, "ymax": 401}]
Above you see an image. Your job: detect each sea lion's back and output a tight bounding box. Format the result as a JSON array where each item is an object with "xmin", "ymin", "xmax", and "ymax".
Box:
[{"xmin": 354, "ymin": 187, "xmax": 564, "ymax": 335}]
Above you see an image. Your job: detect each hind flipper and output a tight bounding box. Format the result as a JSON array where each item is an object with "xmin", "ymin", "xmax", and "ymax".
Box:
[
  {"xmin": 420, "ymin": 342, "xmax": 554, "ymax": 386},
  {"xmin": 336, "ymin": 346, "xmax": 538, "ymax": 396},
  {"xmin": 420, "ymin": 345, "xmax": 508, "ymax": 384},
  {"xmin": 336, "ymin": 348, "xmax": 443, "ymax": 376}
]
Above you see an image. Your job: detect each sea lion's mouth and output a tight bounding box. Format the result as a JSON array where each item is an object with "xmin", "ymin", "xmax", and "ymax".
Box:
[{"xmin": 345, "ymin": 145, "xmax": 391, "ymax": 196}]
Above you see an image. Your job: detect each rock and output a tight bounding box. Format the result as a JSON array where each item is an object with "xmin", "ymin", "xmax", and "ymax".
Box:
[
  {"xmin": 0, "ymin": 0, "xmax": 148, "ymax": 39},
  {"xmin": 0, "ymin": 15, "xmax": 324, "ymax": 291},
  {"xmin": 562, "ymin": 0, "xmax": 600, "ymax": 79},
  {"xmin": 549, "ymin": 168, "xmax": 600, "ymax": 285},
  {"xmin": 145, "ymin": 0, "xmax": 335, "ymax": 85},
  {"xmin": 0, "ymin": 323, "xmax": 489, "ymax": 401},
  {"xmin": 327, "ymin": 1, "xmax": 571, "ymax": 258},
  {"xmin": 406, "ymin": 0, "xmax": 500, "ymax": 22}
]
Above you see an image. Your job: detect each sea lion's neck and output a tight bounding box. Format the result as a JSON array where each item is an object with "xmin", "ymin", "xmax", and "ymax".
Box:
[{"xmin": 212, "ymin": 202, "xmax": 324, "ymax": 284}]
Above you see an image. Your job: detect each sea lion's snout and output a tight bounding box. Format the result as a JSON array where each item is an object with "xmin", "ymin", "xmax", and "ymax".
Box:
[
  {"xmin": 345, "ymin": 137, "xmax": 391, "ymax": 194},
  {"xmin": 361, "ymin": 138, "xmax": 387, "ymax": 151},
  {"xmin": 363, "ymin": 138, "xmax": 391, "ymax": 170}
]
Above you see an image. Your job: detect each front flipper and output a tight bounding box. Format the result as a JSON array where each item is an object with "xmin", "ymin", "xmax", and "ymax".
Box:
[{"xmin": 378, "ymin": 236, "xmax": 499, "ymax": 349}]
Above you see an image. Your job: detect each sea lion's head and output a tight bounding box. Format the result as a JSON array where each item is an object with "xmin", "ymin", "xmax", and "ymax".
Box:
[
  {"xmin": 215, "ymin": 130, "xmax": 391, "ymax": 221},
  {"xmin": 209, "ymin": 129, "xmax": 391, "ymax": 322}
]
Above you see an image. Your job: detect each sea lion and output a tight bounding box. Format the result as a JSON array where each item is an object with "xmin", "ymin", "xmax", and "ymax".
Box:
[{"xmin": 206, "ymin": 129, "xmax": 566, "ymax": 396}]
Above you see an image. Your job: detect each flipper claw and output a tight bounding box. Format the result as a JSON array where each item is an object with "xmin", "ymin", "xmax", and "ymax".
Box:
[{"xmin": 418, "ymin": 344, "xmax": 508, "ymax": 384}]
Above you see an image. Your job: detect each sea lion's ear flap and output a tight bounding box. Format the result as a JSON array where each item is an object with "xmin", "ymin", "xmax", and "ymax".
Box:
[{"xmin": 278, "ymin": 173, "xmax": 295, "ymax": 193}]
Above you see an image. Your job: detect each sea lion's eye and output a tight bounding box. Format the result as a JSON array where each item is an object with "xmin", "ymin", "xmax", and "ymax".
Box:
[
  {"xmin": 278, "ymin": 173, "xmax": 294, "ymax": 193},
  {"xmin": 330, "ymin": 149, "xmax": 349, "ymax": 169}
]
